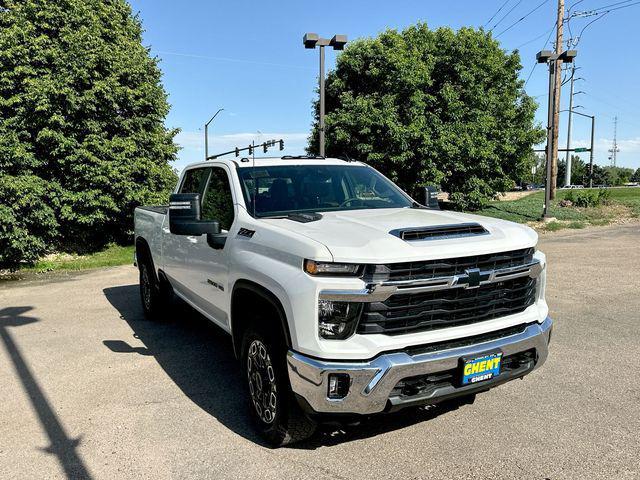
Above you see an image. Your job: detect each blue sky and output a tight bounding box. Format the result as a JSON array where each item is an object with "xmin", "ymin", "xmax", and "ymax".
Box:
[{"xmin": 129, "ymin": 0, "xmax": 640, "ymax": 173}]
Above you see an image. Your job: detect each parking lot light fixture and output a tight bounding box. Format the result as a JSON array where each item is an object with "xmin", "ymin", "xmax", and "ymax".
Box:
[{"xmin": 303, "ymin": 33, "xmax": 348, "ymax": 157}]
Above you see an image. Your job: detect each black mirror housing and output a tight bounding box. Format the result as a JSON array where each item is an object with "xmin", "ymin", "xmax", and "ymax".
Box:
[
  {"xmin": 423, "ymin": 185, "xmax": 440, "ymax": 210},
  {"xmin": 169, "ymin": 193, "xmax": 221, "ymax": 236}
]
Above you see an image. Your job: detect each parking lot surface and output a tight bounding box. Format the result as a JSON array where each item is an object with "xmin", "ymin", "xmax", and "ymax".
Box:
[{"xmin": 1, "ymin": 224, "xmax": 639, "ymax": 479}]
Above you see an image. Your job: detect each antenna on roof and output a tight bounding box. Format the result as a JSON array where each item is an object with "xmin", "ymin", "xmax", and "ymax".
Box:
[{"xmin": 252, "ymin": 140, "xmax": 257, "ymax": 218}]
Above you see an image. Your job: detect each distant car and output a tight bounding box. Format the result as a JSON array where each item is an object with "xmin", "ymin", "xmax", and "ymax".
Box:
[
  {"xmin": 594, "ymin": 184, "xmax": 608, "ymax": 188},
  {"xmin": 562, "ymin": 184, "xmax": 584, "ymax": 189}
]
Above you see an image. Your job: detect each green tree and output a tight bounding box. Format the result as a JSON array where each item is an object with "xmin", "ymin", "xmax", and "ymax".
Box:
[
  {"xmin": 631, "ymin": 167, "xmax": 640, "ymax": 183},
  {"xmin": 309, "ymin": 23, "xmax": 544, "ymax": 209},
  {"xmin": 603, "ymin": 166, "xmax": 634, "ymax": 186},
  {"xmin": 557, "ymin": 155, "xmax": 588, "ymax": 186},
  {"xmin": 590, "ymin": 164, "xmax": 611, "ymax": 186},
  {"xmin": 0, "ymin": 0, "xmax": 178, "ymax": 269}
]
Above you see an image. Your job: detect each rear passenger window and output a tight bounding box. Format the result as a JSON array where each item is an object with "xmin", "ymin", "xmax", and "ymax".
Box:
[{"xmin": 179, "ymin": 168, "xmax": 211, "ymax": 196}]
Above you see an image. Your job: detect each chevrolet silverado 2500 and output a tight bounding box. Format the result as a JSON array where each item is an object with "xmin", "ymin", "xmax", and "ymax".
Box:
[{"xmin": 133, "ymin": 156, "xmax": 552, "ymax": 446}]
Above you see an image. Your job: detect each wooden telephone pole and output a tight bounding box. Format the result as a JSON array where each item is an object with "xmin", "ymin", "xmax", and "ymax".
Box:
[{"xmin": 550, "ymin": 0, "xmax": 564, "ymax": 200}]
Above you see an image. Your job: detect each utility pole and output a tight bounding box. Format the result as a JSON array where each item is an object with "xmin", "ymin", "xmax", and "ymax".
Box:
[
  {"xmin": 537, "ymin": 48, "xmax": 577, "ymax": 219},
  {"xmin": 608, "ymin": 116, "xmax": 619, "ymax": 166},
  {"xmin": 551, "ymin": 0, "xmax": 564, "ymax": 199},
  {"xmin": 544, "ymin": 56, "xmax": 556, "ymax": 219}
]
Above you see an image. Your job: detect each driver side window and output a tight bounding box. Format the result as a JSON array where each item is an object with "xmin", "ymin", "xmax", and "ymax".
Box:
[{"xmin": 202, "ymin": 167, "xmax": 235, "ymax": 231}]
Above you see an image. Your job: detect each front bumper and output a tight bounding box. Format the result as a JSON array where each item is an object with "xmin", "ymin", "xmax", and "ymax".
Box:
[{"xmin": 287, "ymin": 316, "xmax": 552, "ymax": 415}]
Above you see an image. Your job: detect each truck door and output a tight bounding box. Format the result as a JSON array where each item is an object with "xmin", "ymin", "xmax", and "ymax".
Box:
[
  {"xmin": 187, "ymin": 164, "xmax": 236, "ymax": 329},
  {"xmin": 163, "ymin": 166, "xmax": 212, "ymax": 303}
]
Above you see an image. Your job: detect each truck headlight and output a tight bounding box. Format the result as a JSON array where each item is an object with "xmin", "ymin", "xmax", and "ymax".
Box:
[
  {"xmin": 318, "ymin": 300, "xmax": 362, "ymax": 340},
  {"xmin": 304, "ymin": 259, "xmax": 361, "ymax": 276}
]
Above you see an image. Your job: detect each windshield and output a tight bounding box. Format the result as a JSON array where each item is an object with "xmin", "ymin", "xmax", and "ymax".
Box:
[{"xmin": 237, "ymin": 164, "xmax": 413, "ymax": 217}]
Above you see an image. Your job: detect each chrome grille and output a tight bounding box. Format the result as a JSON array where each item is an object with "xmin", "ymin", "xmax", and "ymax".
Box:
[
  {"xmin": 363, "ymin": 248, "xmax": 535, "ymax": 283},
  {"xmin": 359, "ymin": 277, "xmax": 537, "ymax": 335}
]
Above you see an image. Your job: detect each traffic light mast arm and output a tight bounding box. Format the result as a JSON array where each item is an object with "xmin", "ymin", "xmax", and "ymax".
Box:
[{"xmin": 207, "ymin": 139, "xmax": 285, "ymax": 160}]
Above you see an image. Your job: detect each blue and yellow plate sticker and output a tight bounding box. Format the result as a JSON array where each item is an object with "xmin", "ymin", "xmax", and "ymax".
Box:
[{"xmin": 462, "ymin": 352, "xmax": 502, "ymax": 385}]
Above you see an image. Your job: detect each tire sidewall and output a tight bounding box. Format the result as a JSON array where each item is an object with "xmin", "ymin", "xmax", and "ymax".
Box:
[
  {"xmin": 241, "ymin": 327, "xmax": 295, "ymax": 445},
  {"xmin": 139, "ymin": 260, "xmax": 160, "ymax": 318}
]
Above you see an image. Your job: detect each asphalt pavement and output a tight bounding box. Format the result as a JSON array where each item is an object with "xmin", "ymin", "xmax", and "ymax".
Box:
[{"xmin": 1, "ymin": 223, "xmax": 639, "ymax": 479}]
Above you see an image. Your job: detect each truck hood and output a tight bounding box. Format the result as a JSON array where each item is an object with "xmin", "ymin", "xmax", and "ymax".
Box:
[{"xmin": 263, "ymin": 208, "xmax": 537, "ymax": 263}]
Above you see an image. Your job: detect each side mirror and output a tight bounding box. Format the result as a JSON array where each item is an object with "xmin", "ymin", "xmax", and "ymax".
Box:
[
  {"xmin": 422, "ymin": 185, "xmax": 440, "ymax": 210},
  {"xmin": 169, "ymin": 193, "xmax": 221, "ymax": 236}
]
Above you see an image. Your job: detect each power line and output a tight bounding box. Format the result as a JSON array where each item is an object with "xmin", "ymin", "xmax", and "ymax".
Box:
[
  {"xmin": 573, "ymin": 11, "xmax": 610, "ymax": 45},
  {"xmin": 484, "ymin": 0, "xmax": 512, "ymax": 27},
  {"xmin": 596, "ymin": 0, "xmax": 640, "ymax": 12},
  {"xmin": 524, "ymin": 25, "xmax": 556, "ymax": 86},
  {"xmin": 515, "ymin": 24, "xmax": 556, "ymax": 48},
  {"xmin": 583, "ymin": 0, "xmax": 635, "ymax": 13},
  {"xmin": 495, "ymin": 0, "xmax": 550, "ymax": 37},
  {"xmin": 490, "ymin": 0, "xmax": 523, "ymax": 31}
]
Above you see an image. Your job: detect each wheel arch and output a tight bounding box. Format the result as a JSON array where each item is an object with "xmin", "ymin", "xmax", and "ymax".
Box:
[
  {"xmin": 230, "ymin": 280, "xmax": 292, "ymax": 358},
  {"xmin": 135, "ymin": 237, "xmax": 160, "ymax": 285}
]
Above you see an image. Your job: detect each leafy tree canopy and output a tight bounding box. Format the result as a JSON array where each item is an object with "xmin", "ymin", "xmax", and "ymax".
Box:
[
  {"xmin": 0, "ymin": 0, "xmax": 178, "ymax": 269},
  {"xmin": 309, "ymin": 23, "xmax": 544, "ymax": 209}
]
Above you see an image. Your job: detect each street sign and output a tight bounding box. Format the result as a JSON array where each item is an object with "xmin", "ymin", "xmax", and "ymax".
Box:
[{"xmin": 574, "ymin": 147, "xmax": 589, "ymax": 152}]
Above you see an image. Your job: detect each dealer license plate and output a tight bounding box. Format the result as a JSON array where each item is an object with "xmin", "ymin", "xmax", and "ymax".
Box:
[{"xmin": 461, "ymin": 352, "xmax": 503, "ymax": 385}]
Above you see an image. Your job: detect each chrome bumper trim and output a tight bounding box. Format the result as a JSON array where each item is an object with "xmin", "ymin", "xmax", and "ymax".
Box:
[
  {"xmin": 320, "ymin": 259, "xmax": 543, "ymax": 303},
  {"xmin": 287, "ymin": 316, "xmax": 552, "ymax": 415}
]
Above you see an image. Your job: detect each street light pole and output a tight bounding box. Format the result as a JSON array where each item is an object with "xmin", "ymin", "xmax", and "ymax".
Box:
[
  {"xmin": 304, "ymin": 33, "xmax": 348, "ymax": 157},
  {"xmin": 564, "ymin": 66, "xmax": 575, "ymax": 187},
  {"xmin": 204, "ymin": 108, "xmax": 224, "ymax": 161},
  {"xmin": 319, "ymin": 44, "xmax": 325, "ymax": 157},
  {"xmin": 560, "ymin": 108, "xmax": 596, "ymax": 188},
  {"xmin": 589, "ymin": 114, "xmax": 595, "ymax": 188}
]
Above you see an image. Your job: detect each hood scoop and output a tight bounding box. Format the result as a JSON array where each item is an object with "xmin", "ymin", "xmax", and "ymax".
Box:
[{"xmin": 390, "ymin": 223, "xmax": 488, "ymax": 241}]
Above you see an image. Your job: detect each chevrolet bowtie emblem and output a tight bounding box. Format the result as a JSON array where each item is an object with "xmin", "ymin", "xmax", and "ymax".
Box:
[{"xmin": 457, "ymin": 268, "xmax": 491, "ymax": 289}]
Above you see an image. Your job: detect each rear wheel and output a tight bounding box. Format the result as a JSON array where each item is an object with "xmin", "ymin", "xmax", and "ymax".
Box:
[
  {"xmin": 242, "ymin": 326, "xmax": 316, "ymax": 447},
  {"xmin": 139, "ymin": 260, "xmax": 170, "ymax": 320}
]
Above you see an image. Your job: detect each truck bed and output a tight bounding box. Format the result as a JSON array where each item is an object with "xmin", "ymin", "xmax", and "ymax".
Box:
[
  {"xmin": 137, "ymin": 205, "xmax": 168, "ymax": 215},
  {"xmin": 134, "ymin": 205, "xmax": 168, "ymax": 269}
]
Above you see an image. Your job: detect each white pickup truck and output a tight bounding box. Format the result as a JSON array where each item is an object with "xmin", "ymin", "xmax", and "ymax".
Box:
[{"xmin": 134, "ymin": 156, "xmax": 552, "ymax": 446}]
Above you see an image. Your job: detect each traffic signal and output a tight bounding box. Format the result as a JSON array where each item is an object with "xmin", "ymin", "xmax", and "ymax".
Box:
[{"xmin": 279, "ymin": 140, "xmax": 284, "ymax": 151}]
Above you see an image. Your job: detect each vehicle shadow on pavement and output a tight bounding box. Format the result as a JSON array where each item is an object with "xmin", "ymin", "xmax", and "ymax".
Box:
[
  {"xmin": 293, "ymin": 402, "xmax": 468, "ymax": 449},
  {"xmin": 0, "ymin": 306, "xmax": 93, "ymax": 479},
  {"xmin": 102, "ymin": 286, "xmax": 467, "ymax": 449},
  {"xmin": 102, "ymin": 284, "xmax": 269, "ymax": 445}
]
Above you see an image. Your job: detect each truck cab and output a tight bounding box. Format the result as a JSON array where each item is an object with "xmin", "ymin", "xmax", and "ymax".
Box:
[{"xmin": 134, "ymin": 156, "xmax": 552, "ymax": 446}]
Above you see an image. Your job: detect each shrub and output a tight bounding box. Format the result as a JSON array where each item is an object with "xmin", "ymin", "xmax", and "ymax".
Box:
[
  {"xmin": 572, "ymin": 188, "xmax": 610, "ymax": 208},
  {"xmin": 0, "ymin": 175, "xmax": 59, "ymax": 270},
  {"xmin": 0, "ymin": 0, "xmax": 178, "ymax": 265}
]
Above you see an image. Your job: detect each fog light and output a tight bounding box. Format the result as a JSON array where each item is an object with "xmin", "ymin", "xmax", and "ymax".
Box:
[{"xmin": 328, "ymin": 373, "xmax": 350, "ymax": 399}]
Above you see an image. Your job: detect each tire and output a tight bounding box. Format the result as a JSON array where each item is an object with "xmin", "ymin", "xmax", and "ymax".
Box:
[
  {"xmin": 139, "ymin": 259, "xmax": 169, "ymax": 320},
  {"xmin": 241, "ymin": 325, "xmax": 316, "ymax": 447}
]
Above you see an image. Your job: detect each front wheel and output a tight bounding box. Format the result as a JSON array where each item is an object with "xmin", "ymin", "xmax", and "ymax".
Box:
[{"xmin": 242, "ymin": 327, "xmax": 316, "ymax": 447}]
